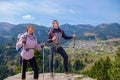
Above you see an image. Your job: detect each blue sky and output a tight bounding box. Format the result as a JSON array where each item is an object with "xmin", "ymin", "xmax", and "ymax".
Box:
[{"xmin": 0, "ymin": 0, "xmax": 120, "ymax": 27}]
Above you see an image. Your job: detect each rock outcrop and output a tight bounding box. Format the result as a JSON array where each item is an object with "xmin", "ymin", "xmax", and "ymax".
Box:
[{"xmin": 4, "ymin": 72, "xmax": 95, "ymax": 80}]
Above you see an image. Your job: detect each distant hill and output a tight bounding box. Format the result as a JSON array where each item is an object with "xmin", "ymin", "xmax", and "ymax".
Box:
[
  {"xmin": 93, "ymin": 23, "xmax": 120, "ymax": 40},
  {"xmin": 0, "ymin": 22, "xmax": 120, "ymax": 80},
  {"xmin": 0, "ymin": 22, "xmax": 15, "ymax": 31},
  {"xmin": 0, "ymin": 22, "xmax": 120, "ymax": 41},
  {"xmin": 60, "ymin": 24, "xmax": 94, "ymax": 34},
  {"xmin": 8, "ymin": 24, "xmax": 49, "ymax": 42}
]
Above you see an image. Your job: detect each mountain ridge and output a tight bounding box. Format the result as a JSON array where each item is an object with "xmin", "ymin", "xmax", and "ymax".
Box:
[{"xmin": 0, "ymin": 22, "xmax": 120, "ymax": 40}]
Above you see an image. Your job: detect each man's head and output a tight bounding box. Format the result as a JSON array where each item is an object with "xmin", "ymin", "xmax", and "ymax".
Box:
[{"xmin": 52, "ymin": 20, "xmax": 59, "ymax": 29}]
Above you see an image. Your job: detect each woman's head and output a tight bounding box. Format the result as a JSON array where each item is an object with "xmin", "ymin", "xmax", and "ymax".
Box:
[
  {"xmin": 26, "ymin": 24, "xmax": 35, "ymax": 34},
  {"xmin": 52, "ymin": 20, "xmax": 59, "ymax": 29}
]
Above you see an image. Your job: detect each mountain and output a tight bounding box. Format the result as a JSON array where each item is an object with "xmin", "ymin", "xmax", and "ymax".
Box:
[
  {"xmin": 8, "ymin": 23, "xmax": 49, "ymax": 42},
  {"xmin": 0, "ymin": 22, "xmax": 15, "ymax": 36},
  {"xmin": 93, "ymin": 23, "xmax": 120, "ymax": 40},
  {"xmin": 0, "ymin": 35, "xmax": 7, "ymax": 44},
  {"xmin": 0, "ymin": 22, "xmax": 15, "ymax": 31},
  {"xmin": 60, "ymin": 24, "xmax": 94, "ymax": 35},
  {"xmin": 0, "ymin": 22, "xmax": 120, "ymax": 41},
  {"xmin": 0, "ymin": 22, "xmax": 120, "ymax": 80}
]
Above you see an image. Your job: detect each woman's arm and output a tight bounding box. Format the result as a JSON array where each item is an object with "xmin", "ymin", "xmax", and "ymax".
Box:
[
  {"xmin": 16, "ymin": 38, "xmax": 23, "ymax": 49},
  {"xmin": 35, "ymin": 43, "xmax": 45, "ymax": 50}
]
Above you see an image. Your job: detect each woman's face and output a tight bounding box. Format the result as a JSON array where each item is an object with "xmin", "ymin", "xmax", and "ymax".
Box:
[
  {"xmin": 53, "ymin": 21, "xmax": 59, "ymax": 29},
  {"xmin": 28, "ymin": 25, "xmax": 35, "ymax": 34}
]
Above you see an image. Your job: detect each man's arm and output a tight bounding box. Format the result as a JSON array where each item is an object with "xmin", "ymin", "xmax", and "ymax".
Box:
[
  {"xmin": 62, "ymin": 31, "xmax": 73, "ymax": 40},
  {"xmin": 47, "ymin": 30, "xmax": 56, "ymax": 43}
]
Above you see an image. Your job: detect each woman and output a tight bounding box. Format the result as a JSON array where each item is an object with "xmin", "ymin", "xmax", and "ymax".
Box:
[{"xmin": 16, "ymin": 24, "xmax": 44, "ymax": 80}]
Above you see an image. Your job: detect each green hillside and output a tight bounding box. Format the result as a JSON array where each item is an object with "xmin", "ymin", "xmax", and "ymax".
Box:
[{"xmin": 0, "ymin": 22, "xmax": 120, "ymax": 79}]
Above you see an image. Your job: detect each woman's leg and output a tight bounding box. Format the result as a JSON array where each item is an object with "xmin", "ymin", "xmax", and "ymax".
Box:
[
  {"xmin": 29, "ymin": 57, "xmax": 39, "ymax": 80},
  {"xmin": 21, "ymin": 59, "xmax": 27, "ymax": 79}
]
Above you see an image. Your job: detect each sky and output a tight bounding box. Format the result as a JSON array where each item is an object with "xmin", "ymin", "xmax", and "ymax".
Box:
[{"xmin": 0, "ymin": 0, "xmax": 120, "ymax": 27}]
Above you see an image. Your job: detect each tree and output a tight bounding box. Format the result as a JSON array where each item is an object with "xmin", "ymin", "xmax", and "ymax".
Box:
[
  {"xmin": 108, "ymin": 47, "xmax": 120, "ymax": 80},
  {"xmin": 84, "ymin": 57, "xmax": 111, "ymax": 80},
  {"xmin": 74, "ymin": 59, "xmax": 85, "ymax": 74}
]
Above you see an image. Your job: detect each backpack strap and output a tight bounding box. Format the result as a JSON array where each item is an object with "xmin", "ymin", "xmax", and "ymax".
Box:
[
  {"xmin": 48, "ymin": 28, "xmax": 64, "ymax": 38},
  {"xmin": 49, "ymin": 29, "xmax": 54, "ymax": 37},
  {"xmin": 59, "ymin": 28, "xmax": 64, "ymax": 34}
]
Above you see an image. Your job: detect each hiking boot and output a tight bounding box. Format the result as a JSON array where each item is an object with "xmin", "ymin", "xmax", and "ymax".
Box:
[
  {"xmin": 65, "ymin": 71, "xmax": 71, "ymax": 74},
  {"xmin": 50, "ymin": 72, "xmax": 54, "ymax": 77},
  {"xmin": 65, "ymin": 72, "xmax": 73, "ymax": 76}
]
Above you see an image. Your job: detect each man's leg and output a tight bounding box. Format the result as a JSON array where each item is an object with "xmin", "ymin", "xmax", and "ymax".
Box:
[
  {"xmin": 58, "ymin": 47, "xmax": 68, "ymax": 72},
  {"xmin": 29, "ymin": 57, "xmax": 38, "ymax": 80},
  {"xmin": 21, "ymin": 59, "xmax": 27, "ymax": 79},
  {"xmin": 49, "ymin": 46, "xmax": 55, "ymax": 77}
]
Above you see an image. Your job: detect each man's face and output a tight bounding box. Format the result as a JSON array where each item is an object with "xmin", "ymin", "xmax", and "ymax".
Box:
[{"xmin": 53, "ymin": 21, "xmax": 59, "ymax": 29}]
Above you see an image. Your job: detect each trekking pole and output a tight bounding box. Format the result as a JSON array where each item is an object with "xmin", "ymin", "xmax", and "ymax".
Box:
[
  {"xmin": 72, "ymin": 38, "xmax": 75, "ymax": 75},
  {"xmin": 53, "ymin": 49, "xmax": 55, "ymax": 77},
  {"xmin": 42, "ymin": 44, "xmax": 45, "ymax": 80},
  {"xmin": 73, "ymin": 38, "xmax": 75, "ymax": 56},
  {"xmin": 21, "ymin": 38, "xmax": 26, "ymax": 79}
]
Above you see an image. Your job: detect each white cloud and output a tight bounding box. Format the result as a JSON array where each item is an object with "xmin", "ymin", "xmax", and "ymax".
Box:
[
  {"xmin": 22, "ymin": 14, "xmax": 35, "ymax": 20},
  {"xmin": 31, "ymin": 0, "xmax": 62, "ymax": 14},
  {"xmin": 0, "ymin": 2, "xmax": 29, "ymax": 15},
  {"xmin": 0, "ymin": 0, "xmax": 119, "ymax": 26},
  {"xmin": 0, "ymin": 0, "xmax": 75, "ymax": 16}
]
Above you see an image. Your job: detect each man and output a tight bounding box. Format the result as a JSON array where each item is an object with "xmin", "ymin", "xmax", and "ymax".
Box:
[{"xmin": 47, "ymin": 20, "xmax": 76, "ymax": 77}]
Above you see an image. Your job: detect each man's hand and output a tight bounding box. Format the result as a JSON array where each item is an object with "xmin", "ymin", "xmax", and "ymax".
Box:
[
  {"xmin": 72, "ymin": 34, "xmax": 76, "ymax": 38},
  {"xmin": 52, "ymin": 35, "xmax": 56, "ymax": 41}
]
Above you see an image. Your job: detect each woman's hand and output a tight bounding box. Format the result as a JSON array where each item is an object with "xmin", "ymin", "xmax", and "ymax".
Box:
[
  {"xmin": 21, "ymin": 38, "xmax": 26, "ymax": 43},
  {"xmin": 41, "ymin": 42, "xmax": 45, "ymax": 48},
  {"xmin": 41, "ymin": 42, "xmax": 45, "ymax": 46}
]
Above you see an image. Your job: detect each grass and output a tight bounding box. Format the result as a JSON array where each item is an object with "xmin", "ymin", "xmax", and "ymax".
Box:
[{"xmin": 64, "ymin": 39, "xmax": 117, "ymax": 72}]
